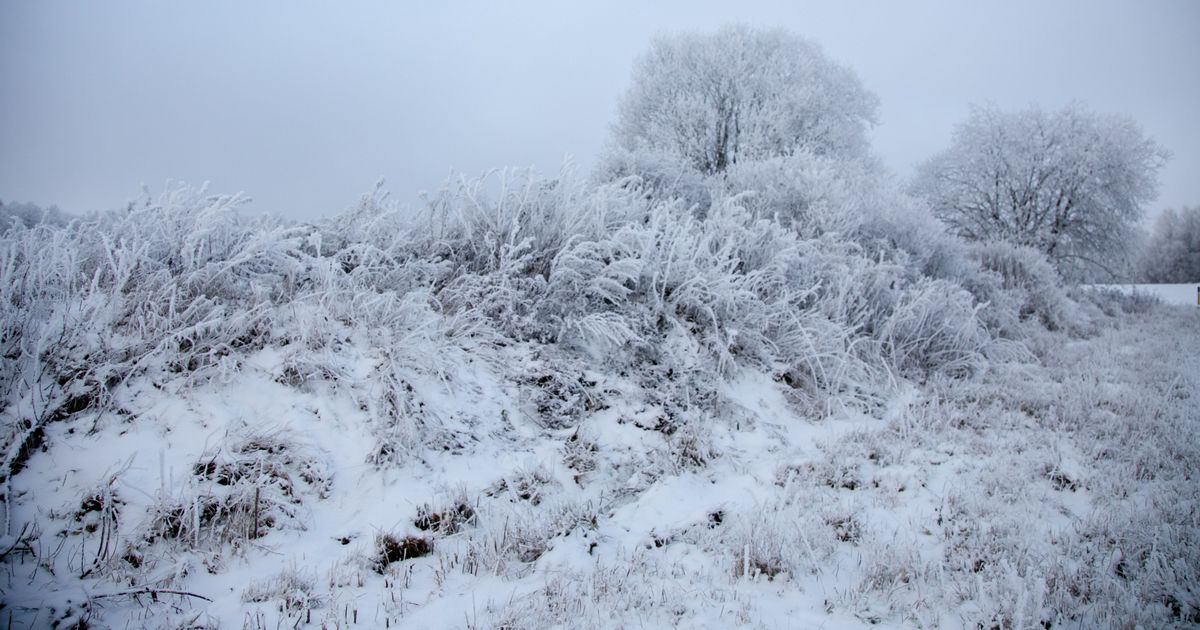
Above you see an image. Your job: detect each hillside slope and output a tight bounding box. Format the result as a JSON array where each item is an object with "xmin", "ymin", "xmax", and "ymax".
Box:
[
  {"xmin": 0, "ymin": 178, "xmax": 1196, "ymax": 629},
  {"xmin": 3, "ymin": 301, "xmax": 1197, "ymax": 628}
]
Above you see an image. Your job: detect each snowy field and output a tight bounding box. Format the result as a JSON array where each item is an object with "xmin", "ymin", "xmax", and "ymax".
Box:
[{"xmin": 1087, "ymin": 283, "xmax": 1199, "ymax": 306}]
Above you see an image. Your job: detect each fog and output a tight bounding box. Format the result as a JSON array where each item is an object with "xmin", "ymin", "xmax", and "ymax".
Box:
[{"xmin": 2, "ymin": 1, "xmax": 1197, "ymax": 221}]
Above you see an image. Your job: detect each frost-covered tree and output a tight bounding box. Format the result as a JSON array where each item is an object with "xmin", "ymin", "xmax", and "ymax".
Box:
[
  {"xmin": 0, "ymin": 199, "xmax": 70, "ymax": 232},
  {"xmin": 1139, "ymin": 206, "xmax": 1200, "ymax": 282},
  {"xmin": 912, "ymin": 105, "xmax": 1167, "ymax": 280},
  {"xmin": 610, "ymin": 25, "xmax": 879, "ymax": 176}
]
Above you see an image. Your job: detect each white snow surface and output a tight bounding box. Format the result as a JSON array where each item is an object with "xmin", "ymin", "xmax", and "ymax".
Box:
[
  {"xmin": 1088, "ymin": 283, "xmax": 1199, "ymax": 306},
  {"xmin": 3, "ymin": 307, "xmax": 1198, "ymax": 629}
]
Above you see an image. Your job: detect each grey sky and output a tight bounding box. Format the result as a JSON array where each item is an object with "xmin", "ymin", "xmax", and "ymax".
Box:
[{"xmin": 2, "ymin": 1, "xmax": 1197, "ymax": 222}]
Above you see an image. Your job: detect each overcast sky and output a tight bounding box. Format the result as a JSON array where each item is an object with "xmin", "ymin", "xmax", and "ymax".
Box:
[{"xmin": 2, "ymin": 1, "xmax": 1197, "ymax": 222}]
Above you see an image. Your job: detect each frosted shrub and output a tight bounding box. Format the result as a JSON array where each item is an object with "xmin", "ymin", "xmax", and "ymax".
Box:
[
  {"xmin": 721, "ymin": 152, "xmax": 881, "ymax": 237},
  {"xmin": 416, "ymin": 169, "xmax": 647, "ymax": 342},
  {"xmin": 879, "ymin": 278, "xmax": 988, "ymax": 378},
  {"xmin": 592, "ymin": 146, "xmax": 714, "ymax": 213},
  {"xmin": 625, "ymin": 202, "xmax": 858, "ymax": 384},
  {"xmin": 0, "ymin": 166, "xmax": 1059, "ymax": 499},
  {"xmin": 540, "ymin": 234, "xmax": 642, "ymax": 352},
  {"xmin": 970, "ymin": 240, "xmax": 1072, "ymax": 332},
  {"xmin": 851, "ymin": 191, "xmax": 978, "ymax": 284},
  {"xmin": 293, "ymin": 165, "xmax": 1032, "ymax": 427},
  {"xmin": 0, "ymin": 185, "xmax": 309, "ymax": 487}
]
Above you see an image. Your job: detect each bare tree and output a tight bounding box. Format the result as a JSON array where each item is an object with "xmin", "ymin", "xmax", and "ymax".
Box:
[
  {"xmin": 609, "ymin": 25, "xmax": 879, "ymax": 176},
  {"xmin": 912, "ymin": 104, "xmax": 1167, "ymax": 280}
]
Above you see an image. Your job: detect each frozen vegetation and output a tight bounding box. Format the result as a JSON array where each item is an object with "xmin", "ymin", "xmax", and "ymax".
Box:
[{"xmin": 1, "ymin": 25, "xmax": 1197, "ymax": 630}]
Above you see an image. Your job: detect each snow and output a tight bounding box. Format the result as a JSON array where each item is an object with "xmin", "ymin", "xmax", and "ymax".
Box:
[
  {"xmin": 1088, "ymin": 283, "xmax": 1199, "ymax": 306},
  {"xmin": 4, "ymin": 307, "xmax": 1197, "ymax": 628}
]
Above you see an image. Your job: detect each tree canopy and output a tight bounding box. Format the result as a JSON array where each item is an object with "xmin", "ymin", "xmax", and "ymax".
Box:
[
  {"xmin": 611, "ymin": 25, "xmax": 879, "ymax": 175},
  {"xmin": 912, "ymin": 105, "xmax": 1167, "ymax": 280}
]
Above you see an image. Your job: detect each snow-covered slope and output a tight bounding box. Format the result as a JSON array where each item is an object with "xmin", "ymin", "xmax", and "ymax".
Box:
[
  {"xmin": 1, "ymin": 181, "xmax": 1197, "ymax": 628},
  {"xmin": 3, "ymin": 307, "xmax": 1198, "ymax": 629}
]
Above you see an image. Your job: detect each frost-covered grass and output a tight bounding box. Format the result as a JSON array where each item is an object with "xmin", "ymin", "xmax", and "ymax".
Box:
[{"xmin": 1, "ymin": 179, "xmax": 1196, "ymax": 628}]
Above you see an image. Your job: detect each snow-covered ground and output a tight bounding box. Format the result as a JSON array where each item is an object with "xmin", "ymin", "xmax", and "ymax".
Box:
[
  {"xmin": 3, "ymin": 304, "xmax": 1197, "ymax": 629},
  {"xmin": 1088, "ymin": 283, "xmax": 1199, "ymax": 306}
]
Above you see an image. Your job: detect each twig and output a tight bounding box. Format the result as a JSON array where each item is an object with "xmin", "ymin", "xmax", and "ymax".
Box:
[
  {"xmin": 0, "ymin": 522, "xmax": 33, "ymax": 561},
  {"xmin": 90, "ymin": 588, "xmax": 213, "ymax": 602}
]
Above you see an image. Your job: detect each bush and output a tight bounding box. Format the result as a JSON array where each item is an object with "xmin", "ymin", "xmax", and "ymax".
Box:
[
  {"xmin": 969, "ymin": 241, "xmax": 1073, "ymax": 333},
  {"xmin": 0, "ymin": 168, "xmax": 1062, "ymax": 507}
]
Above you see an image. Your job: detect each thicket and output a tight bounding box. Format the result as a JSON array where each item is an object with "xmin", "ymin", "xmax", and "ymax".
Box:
[
  {"xmin": 0, "ymin": 154, "xmax": 1094, "ymax": 487},
  {"xmin": 0, "ymin": 27, "xmax": 1111, "ymax": 478}
]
